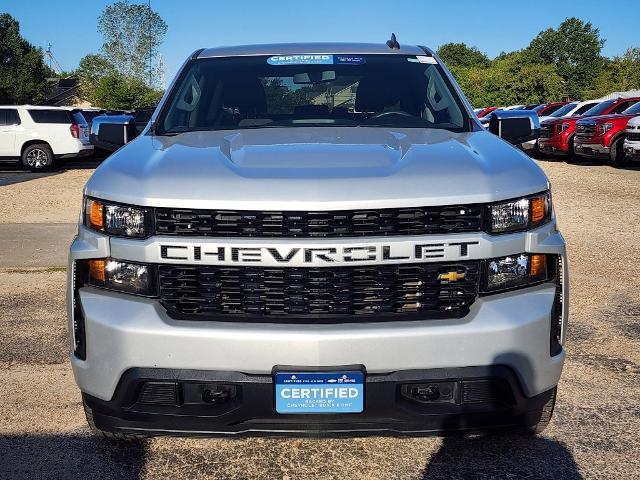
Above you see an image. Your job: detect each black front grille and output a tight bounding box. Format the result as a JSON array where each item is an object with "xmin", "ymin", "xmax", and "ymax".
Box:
[
  {"xmin": 539, "ymin": 124, "xmax": 553, "ymax": 138},
  {"xmin": 627, "ymin": 132, "xmax": 640, "ymax": 141},
  {"xmin": 154, "ymin": 205, "xmax": 484, "ymax": 238},
  {"xmin": 158, "ymin": 262, "xmax": 480, "ymax": 321},
  {"xmin": 575, "ymin": 124, "xmax": 596, "ymax": 138}
]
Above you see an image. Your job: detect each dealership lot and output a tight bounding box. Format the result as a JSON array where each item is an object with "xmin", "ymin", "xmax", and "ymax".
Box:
[{"xmin": 0, "ymin": 159, "xmax": 639, "ymax": 479}]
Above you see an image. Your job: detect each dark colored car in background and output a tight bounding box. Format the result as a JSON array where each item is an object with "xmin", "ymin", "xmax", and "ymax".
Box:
[
  {"xmin": 533, "ymin": 102, "xmax": 568, "ymax": 117},
  {"xmin": 90, "ymin": 107, "xmax": 155, "ymax": 152}
]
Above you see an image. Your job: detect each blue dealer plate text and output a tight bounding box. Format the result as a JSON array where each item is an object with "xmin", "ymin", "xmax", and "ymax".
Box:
[{"xmin": 275, "ymin": 371, "xmax": 364, "ymax": 414}]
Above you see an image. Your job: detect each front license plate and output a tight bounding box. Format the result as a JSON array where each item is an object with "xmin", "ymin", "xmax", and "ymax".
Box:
[{"xmin": 275, "ymin": 371, "xmax": 364, "ymax": 414}]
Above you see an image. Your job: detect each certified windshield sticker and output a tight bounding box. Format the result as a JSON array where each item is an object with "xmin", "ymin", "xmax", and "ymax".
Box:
[
  {"xmin": 267, "ymin": 54, "xmax": 365, "ymax": 66},
  {"xmin": 268, "ymin": 55, "xmax": 334, "ymax": 65}
]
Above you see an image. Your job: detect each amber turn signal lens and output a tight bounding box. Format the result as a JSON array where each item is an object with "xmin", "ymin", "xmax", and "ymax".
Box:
[
  {"xmin": 88, "ymin": 259, "xmax": 106, "ymax": 283},
  {"xmin": 530, "ymin": 254, "xmax": 547, "ymax": 278},
  {"xmin": 88, "ymin": 199, "xmax": 105, "ymax": 230},
  {"xmin": 530, "ymin": 197, "xmax": 547, "ymax": 223}
]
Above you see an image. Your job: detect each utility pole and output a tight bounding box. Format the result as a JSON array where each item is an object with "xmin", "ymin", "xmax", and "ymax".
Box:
[{"xmin": 148, "ymin": 0, "xmax": 153, "ymax": 87}]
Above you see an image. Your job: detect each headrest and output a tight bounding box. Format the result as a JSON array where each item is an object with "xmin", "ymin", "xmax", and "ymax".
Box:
[{"xmin": 355, "ymin": 76, "xmax": 400, "ymax": 112}]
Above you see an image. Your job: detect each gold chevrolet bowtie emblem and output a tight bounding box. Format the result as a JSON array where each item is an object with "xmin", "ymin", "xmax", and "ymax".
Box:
[{"xmin": 438, "ymin": 271, "xmax": 466, "ymax": 282}]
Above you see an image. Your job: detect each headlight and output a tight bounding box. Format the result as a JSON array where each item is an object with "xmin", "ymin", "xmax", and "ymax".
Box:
[
  {"xmin": 597, "ymin": 123, "xmax": 613, "ymax": 134},
  {"xmin": 489, "ymin": 192, "xmax": 551, "ymax": 233},
  {"xmin": 84, "ymin": 197, "xmax": 151, "ymax": 237},
  {"xmin": 483, "ymin": 253, "xmax": 553, "ymax": 293},
  {"xmin": 86, "ymin": 258, "xmax": 156, "ymax": 296}
]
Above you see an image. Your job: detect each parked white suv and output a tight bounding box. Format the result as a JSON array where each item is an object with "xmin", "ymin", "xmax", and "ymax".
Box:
[{"xmin": 0, "ymin": 105, "xmax": 93, "ymax": 171}]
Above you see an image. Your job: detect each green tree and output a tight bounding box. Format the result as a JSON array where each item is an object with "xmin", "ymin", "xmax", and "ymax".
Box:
[
  {"xmin": 587, "ymin": 48, "xmax": 640, "ymax": 98},
  {"xmin": 437, "ymin": 43, "xmax": 491, "ymax": 69},
  {"xmin": 453, "ymin": 52, "xmax": 564, "ymax": 107},
  {"xmin": 98, "ymin": 0, "xmax": 168, "ymax": 86},
  {"xmin": 76, "ymin": 53, "xmax": 115, "ymax": 102},
  {"xmin": 526, "ymin": 17, "xmax": 604, "ymax": 98},
  {"xmin": 91, "ymin": 75, "xmax": 163, "ymax": 110},
  {"xmin": 0, "ymin": 14, "xmax": 53, "ymax": 104}
]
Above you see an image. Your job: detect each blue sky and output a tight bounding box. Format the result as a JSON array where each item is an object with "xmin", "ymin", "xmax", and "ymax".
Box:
[{"xmin": 3, "ymin": 0, "xmax": 638, "ymax": 81}]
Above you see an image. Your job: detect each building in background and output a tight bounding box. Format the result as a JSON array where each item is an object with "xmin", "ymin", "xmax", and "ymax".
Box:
[{"xmin": 46, "ymin": 78, "xmax": 92, "ymax": 107}]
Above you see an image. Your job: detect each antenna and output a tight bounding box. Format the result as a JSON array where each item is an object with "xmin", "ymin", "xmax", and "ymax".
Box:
[{"xmin": 386, "ymin": 33, "xmax": 400, "ymax": 50}]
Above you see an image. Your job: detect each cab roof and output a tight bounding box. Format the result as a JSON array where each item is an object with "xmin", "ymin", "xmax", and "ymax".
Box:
[
  {"xmin": 196, "ymin": 42, "xmax": 432, "ymax": 59},
  {"xmin": 0, "ymin": 105, "xmax": 78, "ymax": 110}
]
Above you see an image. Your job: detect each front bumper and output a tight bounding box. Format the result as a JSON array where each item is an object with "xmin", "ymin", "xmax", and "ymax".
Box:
[
  {"xmin": 623, "ymin": 141, "xmax": 640, "ymax": 160},
  {"xmin": 538, "ymin": 137, "xmax": 569, "ymax": 155},
  {"xmin": 73, "ymin": 282, "xmax": 565, "ymax": 402},
  {"xmin": 573, "ymin": 141, "xmax": 609, "ymax": 158},
  {"xmin": 58, "ymin": 145, "xmax": 94, "ymax": 159},
  {"xmin": 84, "ymin": 366, "xmax": 556, "ymax": 437},
  {"xmin": 68, "ymin": 222, "xmax": 567, "ymax": 436}
]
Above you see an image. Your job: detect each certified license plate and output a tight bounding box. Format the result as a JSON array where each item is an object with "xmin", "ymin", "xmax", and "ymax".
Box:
[{"xmin": 275, "ymin": 371, "xmax": 364, "ymax": 414}]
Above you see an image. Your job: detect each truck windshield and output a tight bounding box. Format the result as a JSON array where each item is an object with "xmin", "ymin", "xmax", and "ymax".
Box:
[
  {"xmin": 549, "ymin": 102, "xmax": 577, "ymax": 118},
  {"xmin": 158, "ymin": 54, "xmax": 468, "ymax": 134},
  {"xmin": 581, "ymin": 100, "xmax": 615, "ymax": 117},
  {"xmin": 622, "ymin": 102, "xmax": 640, "ymax": 115}
]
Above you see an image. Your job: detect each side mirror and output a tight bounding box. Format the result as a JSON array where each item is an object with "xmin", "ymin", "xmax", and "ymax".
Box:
[
  {"xmin": 488, "ymin": 110, "xmax": 540, "ymax": 144},
  {"xmin": 90, "ymin": 114, "xmax": 135, "ymax": 152}
]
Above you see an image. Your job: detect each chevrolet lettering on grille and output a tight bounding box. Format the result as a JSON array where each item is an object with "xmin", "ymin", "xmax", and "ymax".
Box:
[{"xmin": 159, "ymin": 241, "xmax": 480, "ymax": 266}]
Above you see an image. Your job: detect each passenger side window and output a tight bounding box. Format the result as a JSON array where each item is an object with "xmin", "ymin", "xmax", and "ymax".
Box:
[
  {"xmin": 28, "ymin": 109, "xmax": 72, "ymax": 123},
  {"xmin": 0, "ymin": 109, "xmax": 20, "ymax": 126},
  {"xmin": 611, "ymin": 101, "xmax": 634, "ymax": 114},
  {"xmin": 574, "ymin": 104, "xmax": 596, "ymax": 115}
]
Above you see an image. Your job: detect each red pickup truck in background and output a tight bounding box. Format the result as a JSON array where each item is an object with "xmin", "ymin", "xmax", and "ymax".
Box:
[
  {"xmin": 533, "ymin": 102, "xmax": 568, "ymax": 117},
  {"xmin": 574, "ymin": 100, "xmax": 640, "ymax": 164},
  {"xmin": 538, "ymin": 97, "xmax": 640, "ymax": 158}
]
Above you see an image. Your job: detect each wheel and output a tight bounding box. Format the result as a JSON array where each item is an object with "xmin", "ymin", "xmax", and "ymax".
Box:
[
  {"xmin": 21, "ymin": 143, "xmax": 55, "ymax": 171},
  {"xmin": 566, "ymin": 137, "xmax": 576, "ymax": 162},
  {"xmin": 528, "ymin": 387, "xmax": 557, "ymax": 435},
  {"xmin": 610, "ymin": 137, "xmax": 628, "ymax": 166},
  {"xmin": 83, "ymin": 398, "xmax": 144, "ymax": 442}
]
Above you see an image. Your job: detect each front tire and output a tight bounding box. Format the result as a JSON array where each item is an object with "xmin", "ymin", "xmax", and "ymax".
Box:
[
  {"xmin": 21, "ymin": 143, "xmax": 55, "ymax": 171},
  {"xmin": 610, "ymin": 137, "xmax": 628, "ymax": 166},
  {"xmin": 527, "ymin": 387, "xmax": 557, "ymax": 435},
  {"xmin": 566, "ymin": 137, "xmax": 576, "ymax": 162}
]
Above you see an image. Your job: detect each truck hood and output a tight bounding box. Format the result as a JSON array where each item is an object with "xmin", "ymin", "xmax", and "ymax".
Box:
[
  {"xmin": 85, "ymin": 127, "xmax": 550, "ymax": 210},
  {"xmin": 627, "ymin": 116, "xmax": 640, "ymax": 127},
  {"xmin": 578, "ymin": 114, "xmax": 635, "ymax": 124},
  {"xmin": 542, "ymin": 116, "xmax": 581, "ymax": 126}
]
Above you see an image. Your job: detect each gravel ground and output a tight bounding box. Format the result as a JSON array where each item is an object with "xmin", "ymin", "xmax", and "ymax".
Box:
[
  {"xmin": 0, "ymin": 166, "xmax": 94, "ymax": 224},
  {"xmin": 0, "ymin": 159, "xmax": 639, "ymax": 479}
]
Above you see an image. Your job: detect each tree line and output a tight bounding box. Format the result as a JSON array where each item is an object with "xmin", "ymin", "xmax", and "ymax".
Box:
[
  {"xmin": 1, "ymin": 11, "xmax": 639, "ymax": 110},
  {"xmin": 0, "ymin": 1, "xmax": 166, "ymax": 110},
  {"xmin": 437, "ymin": 18, "xmax": 640, "ymax": 107}
]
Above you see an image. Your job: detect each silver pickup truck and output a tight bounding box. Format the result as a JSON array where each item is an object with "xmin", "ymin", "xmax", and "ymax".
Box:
[{"xmin": 68, "ymin": 40, "xmax": 567, "ymax": 439}]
